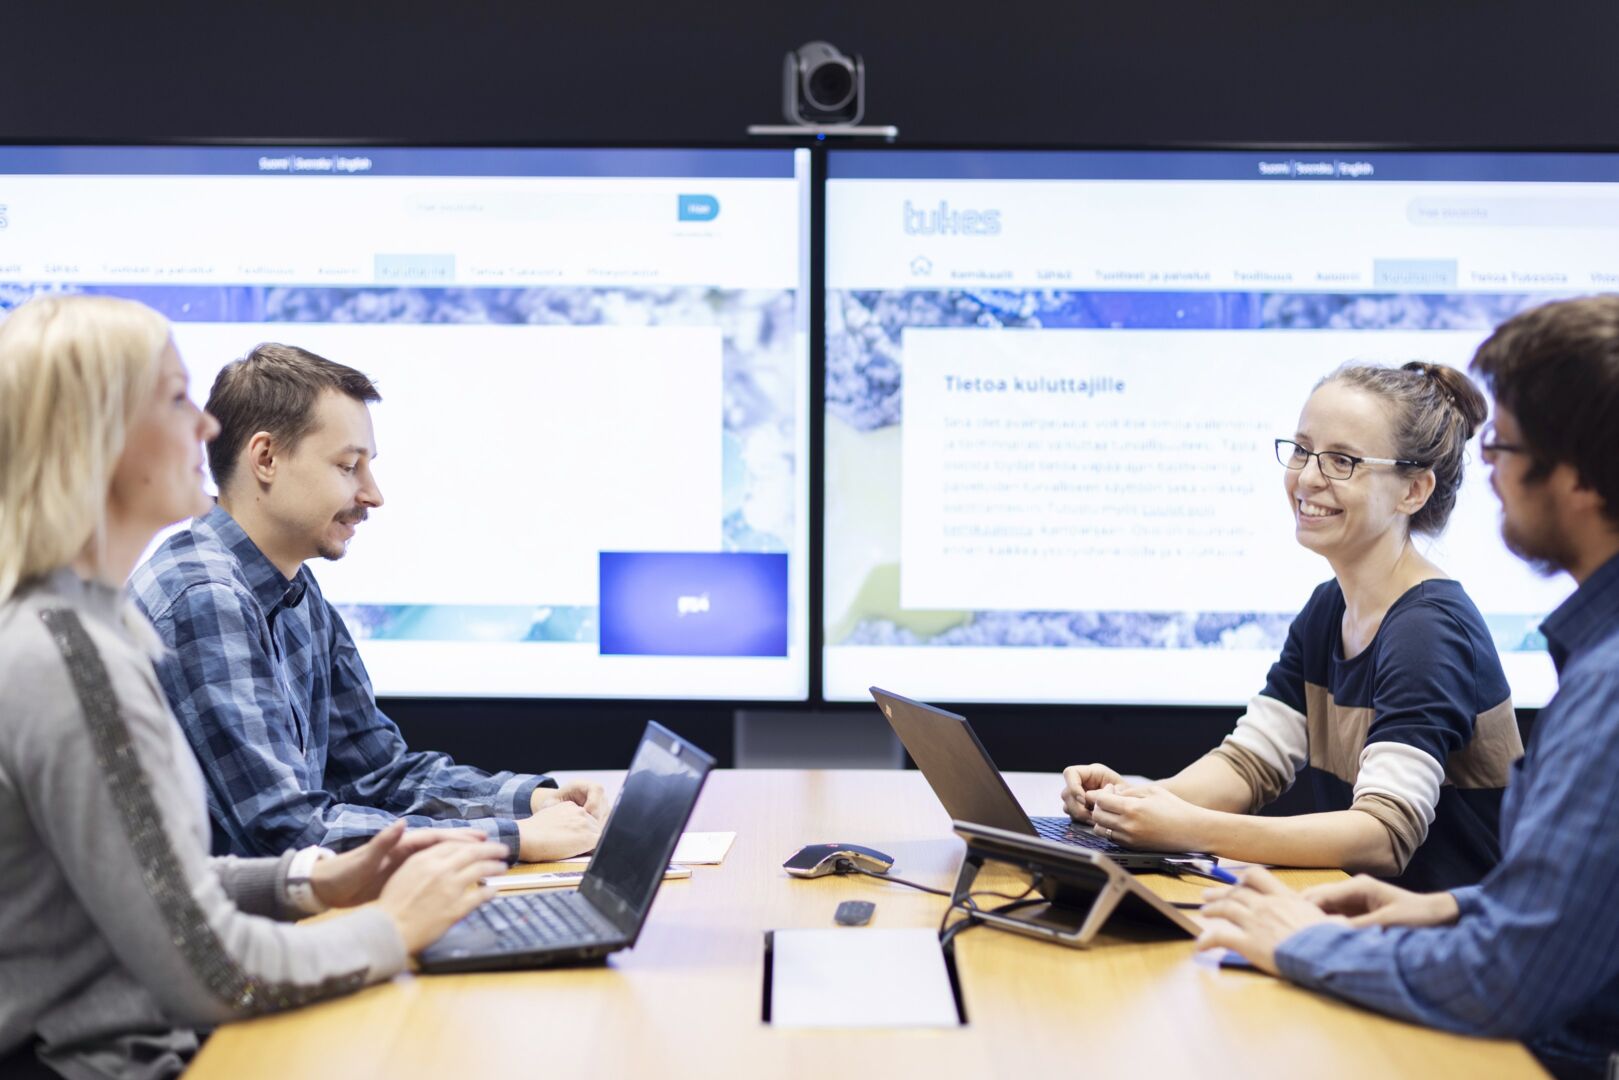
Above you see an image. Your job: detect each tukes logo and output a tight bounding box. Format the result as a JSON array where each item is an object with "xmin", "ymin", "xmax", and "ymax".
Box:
[{"xmin": 903, "ymin": 199, "xmax": 1001, "ymax": 236}]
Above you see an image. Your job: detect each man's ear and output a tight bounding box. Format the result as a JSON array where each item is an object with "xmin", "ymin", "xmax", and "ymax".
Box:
[
  {"xmin": 243, "ymin": 431, "xmax": 277, "ymax": 487},
  {"xmin": 1398, "ymin": 468, "xmax": 1438, "ymax": 517},
  {"xmin": 1561, "ymin": 462, "xmax": 1608, "ymax": 518}
]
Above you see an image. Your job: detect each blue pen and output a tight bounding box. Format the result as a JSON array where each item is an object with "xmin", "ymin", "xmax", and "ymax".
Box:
[{"xmin": 1167, "ymin": 858, "xmax": 1239, "ymax": 885}]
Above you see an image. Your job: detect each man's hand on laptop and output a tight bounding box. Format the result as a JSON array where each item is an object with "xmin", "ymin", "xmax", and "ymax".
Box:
[
  {"xmin": 1061, "ymin": 763, "xmax": 1125, "ymax": 823},
  {"xmin": 518, "ymin": 799, "xmax": 604, "ymax": 862},
  {"xmin": 533, "ymin": 779, "xmax": 609, "ymax": 820},
  {"xmin": 1087, "ymin": 782, "xmax": 1212, "ymax": 851}
]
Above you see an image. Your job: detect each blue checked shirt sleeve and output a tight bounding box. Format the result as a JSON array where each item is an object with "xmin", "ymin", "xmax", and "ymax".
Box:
[
  {"xmin": 150, "ymin": 580, "xmax": 545, "ymax": 859},
  {"xmin": 1274, "ymin": 666, "xmax": 1619, "ymax": 1042},
  {"xmin": 316, "ymin": 600, "xmax": 551, "ymax": 856}
]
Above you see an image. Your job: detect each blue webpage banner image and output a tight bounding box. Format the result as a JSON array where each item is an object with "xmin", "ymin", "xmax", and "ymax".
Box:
[{"xmin": 598, "ymin": 552, "xmax": 789, "ymax": 657}]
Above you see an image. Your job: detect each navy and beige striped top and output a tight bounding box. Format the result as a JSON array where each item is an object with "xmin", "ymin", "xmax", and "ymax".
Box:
[{"xmin": 1209, "ymin": 577, "xmax": 1520, "ymax": 892}]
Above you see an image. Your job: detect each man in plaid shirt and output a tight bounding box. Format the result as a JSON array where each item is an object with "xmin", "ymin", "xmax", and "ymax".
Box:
[
  {"xmin": 1196, "ymin": 297, "xmax": 1619, "ymax": 1080},
  {"xmin": 130, "ymin": 343, "xmax": 604, "ymax": 863}
]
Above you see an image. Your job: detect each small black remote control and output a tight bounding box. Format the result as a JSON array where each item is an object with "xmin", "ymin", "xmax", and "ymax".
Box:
[{"xmin": 834, "ymin": 900, "xmax": 876, "ymax": 926}]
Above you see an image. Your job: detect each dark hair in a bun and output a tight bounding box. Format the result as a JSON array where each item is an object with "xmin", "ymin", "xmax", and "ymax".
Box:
[{"xmin": 1319, "ymin": 361, "xmax": 1488, "ymax": 536}]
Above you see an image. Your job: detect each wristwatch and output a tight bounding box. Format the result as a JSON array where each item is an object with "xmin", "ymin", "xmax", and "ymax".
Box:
[{"xmin": 286, "ymin": 845, "xmax": 336, "ymax": 915}]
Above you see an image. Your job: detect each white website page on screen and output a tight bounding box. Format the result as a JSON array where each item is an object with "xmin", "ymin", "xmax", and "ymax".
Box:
[
  {"xmin": 0, "ymin": 147, "xmax": 812, "ymax": 698},
  {"xmin": 823, "ymin": 150, "xmax": 1619, "ymax": 707}
]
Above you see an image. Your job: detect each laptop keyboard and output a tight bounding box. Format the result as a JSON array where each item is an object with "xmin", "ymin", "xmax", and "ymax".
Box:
[
  {"xmin": 1031, "ymin": 815, "xmax": 1127, "ymax": 853},
  {"xmin": 458, "ymin": 889, "xmax": 617, "ymax": 953}
]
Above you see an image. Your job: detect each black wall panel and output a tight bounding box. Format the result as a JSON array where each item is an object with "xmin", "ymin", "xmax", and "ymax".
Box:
[
  {"xmin": 2, "ymin": 0, "xmax": 1579, "ymax": 773},
  {"xmin": 5, "ymin": 2, "xmax": 1616, "ymax": 147}
]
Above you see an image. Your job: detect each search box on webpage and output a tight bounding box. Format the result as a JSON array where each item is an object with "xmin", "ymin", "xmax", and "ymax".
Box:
[{"xmin": 1409, "ymin": 197, "xmax": 1619, "ymax": 228}]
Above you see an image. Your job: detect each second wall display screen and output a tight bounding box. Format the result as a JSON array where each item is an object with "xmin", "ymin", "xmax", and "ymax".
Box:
[{"xmin": 823, "ymin": 148, "xmax": 1619, "ymax": 707}]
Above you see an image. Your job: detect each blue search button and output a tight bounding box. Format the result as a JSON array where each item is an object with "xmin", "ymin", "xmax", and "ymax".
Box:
[{"xmin": 677, "ymin": 194, "xmax": 720, "ymax": 222}]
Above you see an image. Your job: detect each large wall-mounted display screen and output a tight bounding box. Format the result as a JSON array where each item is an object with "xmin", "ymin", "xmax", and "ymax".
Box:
[
  {"xmin": 0, "ymin": 145, "xmax": 811, "ymax": 699},
  {"xmin": 823, "ymin": 149, "xmax": 1619, "ymax": 707}
]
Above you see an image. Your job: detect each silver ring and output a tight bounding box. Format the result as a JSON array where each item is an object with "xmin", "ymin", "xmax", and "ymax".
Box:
[{"xmin": 1104, "ymin": 826, "xmax": 1114, "ymax": 839}]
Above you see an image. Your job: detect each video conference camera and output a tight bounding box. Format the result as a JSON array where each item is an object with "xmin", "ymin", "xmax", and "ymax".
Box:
[
  {"xmin": 783, "ymin": 41, "xmax": 865, "ymax": 126},
  {"xmin": 747, "ymin": 39, "xmax": 895, "ymax": 138}
]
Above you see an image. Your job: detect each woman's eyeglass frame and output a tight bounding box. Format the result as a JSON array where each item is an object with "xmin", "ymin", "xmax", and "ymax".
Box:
[{"xmin": 1274, "ymin": 438, "xmax": 1427, "ymax": 481}]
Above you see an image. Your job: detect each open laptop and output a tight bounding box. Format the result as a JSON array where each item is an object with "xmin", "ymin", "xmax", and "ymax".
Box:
[
  {"xmin": 418, "ymin": 721, "xmax": 715, "ymax": 974},
  {"xmin": 869, "ymin": 687, "xmax": 1209, "ymax": 870}
]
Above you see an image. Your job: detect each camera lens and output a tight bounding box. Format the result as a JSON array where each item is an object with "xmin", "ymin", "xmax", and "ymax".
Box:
[{"xmin": 805, "ymin": 60, "xmax": 855, "ymax": 110}]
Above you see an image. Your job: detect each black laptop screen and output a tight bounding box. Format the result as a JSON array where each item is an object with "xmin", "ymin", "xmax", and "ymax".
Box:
[{"xmin": 581, "ymin": 727, "xmax": 711, "ymax": 926}]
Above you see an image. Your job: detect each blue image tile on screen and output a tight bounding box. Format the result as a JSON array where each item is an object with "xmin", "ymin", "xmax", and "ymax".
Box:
[{"xmin": 599, "ymin": 552, "xmax": 788, "ymax": 656}]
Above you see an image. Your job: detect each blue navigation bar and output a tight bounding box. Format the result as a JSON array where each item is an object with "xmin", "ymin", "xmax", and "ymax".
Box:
[
  {"xmin": 828, "ymin": 149, "xmax": 1619, "ymax": 183},
  {"xmin": 0, "ymin": 146, "xmax": 797, "ymax": 178}
]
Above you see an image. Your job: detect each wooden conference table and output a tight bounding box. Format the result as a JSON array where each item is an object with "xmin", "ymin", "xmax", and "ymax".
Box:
[{"xmin": 188, "ymin": 770, "xmax": 1545, "ymax": 1079}]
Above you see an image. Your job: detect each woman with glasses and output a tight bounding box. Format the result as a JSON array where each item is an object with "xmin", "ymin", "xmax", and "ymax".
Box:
[
  {"xmin": 0, "ymin": 297, "xmax": 509, "ymax": 1079},
  {"xmin": 1062, "ymin": 361, "xmax": 1520, "ymax": 891}
]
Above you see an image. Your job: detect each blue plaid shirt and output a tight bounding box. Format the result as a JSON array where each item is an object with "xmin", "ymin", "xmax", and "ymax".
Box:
[
  {"xmin": 129, "ymin": 505, "xmax": 551, "ymax": 860},
  {"xmin": 1276, "ymin": 553, "xmax": 1619, "ymax": 1078}
]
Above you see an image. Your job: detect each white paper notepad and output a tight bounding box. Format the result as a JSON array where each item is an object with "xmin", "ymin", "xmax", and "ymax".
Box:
[
  {"xmin": 769, "ymin": 928, "xmax": 961, "ymax": 1028},
  {"xmin": 670, "ymin": 831, "xmax": 735, "ymax": 865},
  {"xmin": 550, "ymin": 830, "xmax": 736, "ymax": 867}
]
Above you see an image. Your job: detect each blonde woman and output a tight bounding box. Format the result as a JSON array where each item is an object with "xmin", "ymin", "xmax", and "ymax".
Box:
[{"xmin": 0, "ymin": 296, "xmax": 507, "ymax": 1079}]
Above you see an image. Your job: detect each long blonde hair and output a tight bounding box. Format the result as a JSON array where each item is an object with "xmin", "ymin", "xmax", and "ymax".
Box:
[{"xmin": 0, "ymin": 295, "xmax": 171, "ymax": 604}]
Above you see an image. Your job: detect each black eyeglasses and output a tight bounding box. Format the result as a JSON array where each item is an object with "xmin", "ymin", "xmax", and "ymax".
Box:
[
  {"xmin": 1274, "ymin": 438, "xmax": 1426, "ymax": 481},
  {"xmin": 1479, "ymin": 421, "xmax": 1526, "ymax": 462}
]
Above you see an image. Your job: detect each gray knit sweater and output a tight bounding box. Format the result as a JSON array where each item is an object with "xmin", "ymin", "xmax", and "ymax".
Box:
[{"xmin": 0, "ymin": 569, "xmax": 408, "ymax": 1079}]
